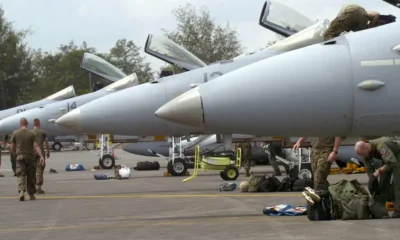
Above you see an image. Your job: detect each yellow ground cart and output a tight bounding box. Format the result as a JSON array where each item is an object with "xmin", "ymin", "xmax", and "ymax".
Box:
[{"xmin": 183, "ymin": 146, "xmax": 242, "ymax": 182}]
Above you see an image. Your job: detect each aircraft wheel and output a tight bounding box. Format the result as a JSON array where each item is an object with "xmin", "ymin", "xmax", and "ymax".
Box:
[
  {"xmin": 52, "ymin": 142, "xmax": 62, "ymax": 152},
  {"xmin": 220, "ymin": 172, "xmax": 228, "ymax": 180},
  {"xmin": 223, "ymin": 166, "xmax": 239, "ymax": 181},
  {"xmin": 167, "ymin": 158, "xmax": 187, "ymax": 176},
  {"xmin": 99, "ymin": 154, "xmax": 115, "ymax": 169}
]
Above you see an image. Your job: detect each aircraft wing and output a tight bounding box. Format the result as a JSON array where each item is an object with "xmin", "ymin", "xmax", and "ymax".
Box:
[
  {"xmin": 144, "ymin": 34, "xmax": 207, "ymax": 71},
  {"xmin": 259, "ymin": 1, "xmax": 314, "ymax": 37},
  {"xmin": 80, "ymin": 53, "xmax": 127, "ymax": 82}
]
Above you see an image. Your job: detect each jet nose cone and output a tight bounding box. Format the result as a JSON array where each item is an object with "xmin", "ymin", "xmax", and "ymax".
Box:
[
  {"xmin": 155, "ymin": 87, "xmax": 204, "ymax": 128},
  {"xmin": 55, "ymin": 108, "xmax": 82, "ymax": 130}
]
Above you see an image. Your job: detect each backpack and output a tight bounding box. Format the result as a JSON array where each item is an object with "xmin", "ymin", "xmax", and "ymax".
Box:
[
  {"xmin": 259, "ymin": 174, "xmax": 280, "ymax": 192},
  {"xmin": 291, "ymin": 178, "xmax": 313, "ymax": 192},
  {"xmin": 248, "ymin": 175, "xmax": 263, "ymax": 192},
  {"xmin": 307, "ymin": 191, "xmax": 335, "ymax": 221},
  {"xmin": 276, "ymin": 177, "xmax": 293, "ymax": 192}
]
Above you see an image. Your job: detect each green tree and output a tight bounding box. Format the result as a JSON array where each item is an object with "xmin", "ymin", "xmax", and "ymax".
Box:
[
  {"xmin": 0, "ymin": 6, "xmax": 36, "ymax": 108},
  {"xmin": 28, "ymin": 41, "xmax": 105, "ymax": 101},
  {"xmin": 163, "ymin": 3, "xmax": 244, "ymax": 65},
  {"xmin": 106, "ymin": 39, "xmax": 154, "ymax": 83}
]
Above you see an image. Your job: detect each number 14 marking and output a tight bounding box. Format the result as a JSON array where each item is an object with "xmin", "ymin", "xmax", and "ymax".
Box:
[{"xmin": 67, "ymin": 101, "xmax": 77, "ymax": 112}]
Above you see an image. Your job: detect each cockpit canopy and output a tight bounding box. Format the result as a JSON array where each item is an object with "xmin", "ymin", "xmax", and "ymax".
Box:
[
  {"xmin": 144, "ymin": 34, "xmax": 207, "ymax": 71},
  {"xmin": 81, "ymin": 53, "xmax": 127, "ymax": 82}
]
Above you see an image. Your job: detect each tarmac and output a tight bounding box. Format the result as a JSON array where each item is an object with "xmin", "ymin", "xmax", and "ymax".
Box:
[{"xmin": 0, "ymin": 148, "xmax": 399, "ymax": 240}]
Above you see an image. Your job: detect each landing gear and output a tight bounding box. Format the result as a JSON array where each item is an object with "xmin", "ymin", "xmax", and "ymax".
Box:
[
  {"xmin": 167, "ymin": 158, "xmax": 188, "ymax": 176},
  {"xmin": 99, "ymin": 154, "xmax": 115, "ymax": 169},
  {"xmin": 52, "ymin": 142, "xmax": 62, "ymax": 152}
]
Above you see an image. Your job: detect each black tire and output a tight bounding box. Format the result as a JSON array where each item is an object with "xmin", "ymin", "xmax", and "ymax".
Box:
[
  {"xmin": 220, "ymin": 172, "xmax": 228, "ymax": 180},
  {"xmin": 167, "ymin": 158, "xmax": 187, "ymax": 176},
  {"xmin": 223, "ymin": 166, "xmax": 239, "ymax": 181},
  {"xmin": 52, "ymin": 142, "xmax": 62, "ymax": 152},
  {"xmin": 99, "ymin": 154, "xmax": 115, "ymax": 169}
]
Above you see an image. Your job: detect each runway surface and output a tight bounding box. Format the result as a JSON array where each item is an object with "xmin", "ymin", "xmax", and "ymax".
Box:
[{"xmin": 0, "ymin": 149, "xmax": 399, "ymax": 240}]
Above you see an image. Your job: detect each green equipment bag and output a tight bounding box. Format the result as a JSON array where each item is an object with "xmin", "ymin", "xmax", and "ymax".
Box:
[
  {"xmin": 328, "ymin": 179, "xmax": 370, "ymax": 219},
  {"xmin": 341, "ymin": 195, "xmax": 370, "ymax": 220},
  {"xmin": 248, "ymin": 175, "xmax": 262, "ymax": 192}
]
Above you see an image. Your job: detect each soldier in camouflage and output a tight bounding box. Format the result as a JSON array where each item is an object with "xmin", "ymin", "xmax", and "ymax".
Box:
[
  {"xmin": 31, "ymin": 118, "xmax": 50, "ymax": 194},
  {"xmin": 265, "ymin": 141, "xmax": 290, "ymax": 176},
  {"xmin": 355, "ymin": 139, "xmax": 400, "ymax": 218},
  {"xmin": 10, "ymin": 118, "xmax": 45, "ymax": 201},
  {"xmin": 236, "ymin": 141, "xmax": 252, "ymax": 177},
  {"xmin": 324, "ymin": 4, "xmax": 380, "ymax": 41},
  {"xmin": 293, "ymin": 137, "xmax": 341, "ymax": 193}
]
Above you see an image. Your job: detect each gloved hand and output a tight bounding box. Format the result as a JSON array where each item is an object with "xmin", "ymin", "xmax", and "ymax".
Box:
[{"xmin": 368, "ymin": 175, "xmax": 380, "ymax": 196}]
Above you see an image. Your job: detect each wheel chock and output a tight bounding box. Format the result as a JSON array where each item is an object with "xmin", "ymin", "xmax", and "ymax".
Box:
[
  {"xmin": 329, "ymin": 168, "xmax": 342, "ymax": 175},
  {"xmin": 163, "ymin": 171, "xmax": 190, "ymax": 177},
  {"xmin": 386, "ymin": 202, "xmax": 395, "ymax": 211},
  {"xmin": 342, "ymin": 168, "xmax": 354, "ymax": 174}
]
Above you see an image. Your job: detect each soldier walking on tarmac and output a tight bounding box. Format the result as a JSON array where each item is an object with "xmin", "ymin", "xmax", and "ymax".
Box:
[
  {"xmin": 265, "ymin": 141, "xmax": 290, "ymax": 176},
  {"xmin": 31, "ymin": 118, "xmax": 50, "ymax": 194},
  {"xmin": 236, "ymin": 140, "xmax": 252, "ymax": 177},
  {"xmin": 10, "ymin": 118, "xmax": 45, "ymax": 201}
]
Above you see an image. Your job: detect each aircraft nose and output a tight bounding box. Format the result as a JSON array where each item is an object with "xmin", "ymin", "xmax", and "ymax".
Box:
[
  {"xmin": 55, "ymin": 108, "xmax": 82, "ymax": 131},
  {"xmin": 155, "ymin": 87, "xmax": 204, "ymax": 128}
]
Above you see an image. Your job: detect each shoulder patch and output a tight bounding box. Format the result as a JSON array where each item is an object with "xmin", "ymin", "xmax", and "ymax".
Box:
[{"xmin": 380, "ymin": 148, "xmax": 387, "ymax": 155}]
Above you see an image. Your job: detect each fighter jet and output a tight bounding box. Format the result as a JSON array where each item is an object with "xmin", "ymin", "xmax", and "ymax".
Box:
[
  {"xmin": 155, "ymin": 21, "xmax": 400, "ymax": 137},
  {"xmin": 0, "ymin": 72, "xmax": 138, "ymax": 137},
  {"xmin": 54, "ymin": 1, "xmax": 330, "ymax": 136},
  {"xmin": 0, "ymin": 85, "xmax": 76, "ymax": 121}
]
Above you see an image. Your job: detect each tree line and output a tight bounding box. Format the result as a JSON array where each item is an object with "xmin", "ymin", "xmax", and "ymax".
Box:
[{"xmin": 0, "ymin": 3, "xmax": 283, "ymax": 110}]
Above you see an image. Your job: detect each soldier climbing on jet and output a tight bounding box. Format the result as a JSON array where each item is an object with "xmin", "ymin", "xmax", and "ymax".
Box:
[{"xmin": 324, "ymin": 4, "xmax": 380, "ymax": 40}]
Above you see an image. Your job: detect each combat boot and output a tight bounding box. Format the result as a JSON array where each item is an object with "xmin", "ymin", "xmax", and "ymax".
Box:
[
  {"xmin": 391, "ymin": 210, "xmax": 400, "ymax": 218},
  {"xmin": 0, "ymin": 173, "xmax": 4, "ymax": 177},
  {"xmin": 37, "ymin": 186, "xmax": 45, "ymax": 194},
  {"xmin": 29, "ymin": 195, "xmax": 36, "ymax": 200},
  {"xmin": 245, "ymin": 169, "xmax": 250, "ymax": 177},
  {"xmin": 19, "ymin": 191, "xmax": 24, "ymax": 201}
]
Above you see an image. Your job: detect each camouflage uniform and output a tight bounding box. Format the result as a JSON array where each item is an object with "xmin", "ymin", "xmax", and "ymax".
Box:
[
  {"xmin": 267, "ymin": 141, "xmax": 289, "ymax": 176},
  {"xmin": 237, "ymin": 141, "xmax": 252, "ymax": 177},
  {"xmin": 10, "ymin": 129, "xmax": 38, "ymax": 200},
  {"xmin": 364, "ymin": 139, "xmax": 400, "ymax": 216},
  {"xmin": 324, "ymin": 4, "xmax": 371, "ymax": 41},
  {"xmin": 10, "ymin": 153, "xmax": 16, "ymax": 176},
  {"xmin": 310, "ymin": 137, "xmax": 335, "ymax": 191},
  {"xmin": 31, "ymin": 128, "xmax": 48, "ymax": 194}
]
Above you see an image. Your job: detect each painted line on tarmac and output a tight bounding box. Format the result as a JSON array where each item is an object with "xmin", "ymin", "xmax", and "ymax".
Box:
[
  {"xmin": 0, "ymin": 215, "xmax": 295, "ymax": 233},
  {"xmin": 0, "ymin": 193, "xmax": 301, "ymax": 200}
]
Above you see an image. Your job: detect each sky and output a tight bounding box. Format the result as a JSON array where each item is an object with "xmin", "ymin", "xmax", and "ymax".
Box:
[{"xmin": 0, "ymin": 0, "xmax": 399, "ymax": 72}]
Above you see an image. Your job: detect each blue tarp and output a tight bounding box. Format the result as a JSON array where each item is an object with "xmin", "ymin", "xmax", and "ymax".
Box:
[
  {"xmin": 263, "ymin": 204, "xmax": 307, "ymax": 216},
  {"xmin": 65, "ymin": 164, "xmax": 85, "ymax": 171}
]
